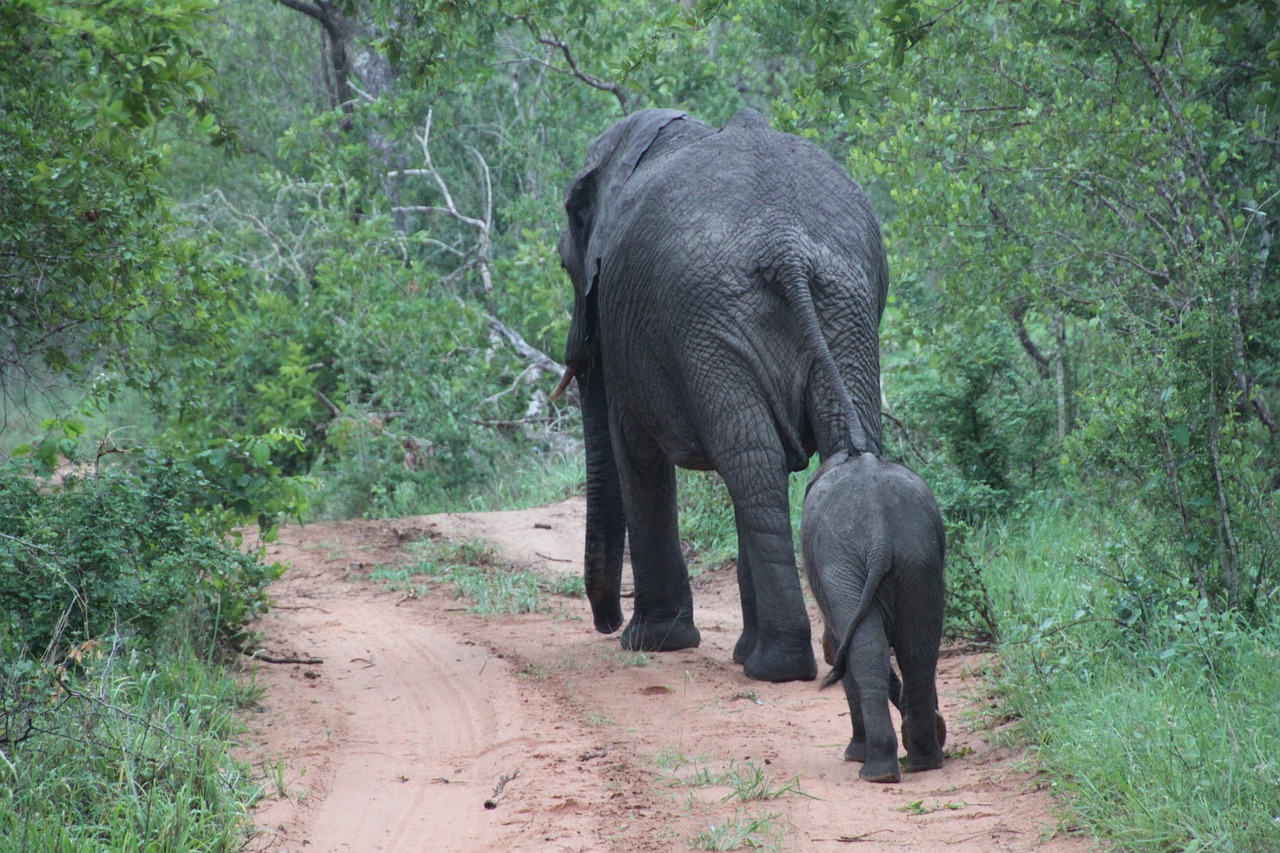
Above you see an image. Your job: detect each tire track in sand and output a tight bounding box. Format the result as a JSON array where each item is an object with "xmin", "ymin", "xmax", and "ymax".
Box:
[{"xmin": 241, "ymin": 529, "xmax": 532, "ymax": 852}]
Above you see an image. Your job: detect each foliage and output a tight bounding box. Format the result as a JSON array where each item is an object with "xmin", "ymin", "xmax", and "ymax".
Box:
[
  {"xmin": 0, "ymin": 429, "xmax": 303, "ymax": 849},
  {"xmin": 0, "ymin": 0, "xmax": 235, "ymax": 405},
  {"xmin": 797, "ymin": 0, "xmax": 1280, "ymax": 620},
  {"xmin": 155, "ymin": 0, "xmax": 817, "ymax": 521},
  {"xmin": 0, "ymin": 633, "xmax": 257, "ymax": 851},
  {"xmin": 1067, "ymin": 263, "xmax": 1280, "ymax": 614},
  {"xmin": 0, "ymin": 453, "xmax": 293, "ymax": 658}
]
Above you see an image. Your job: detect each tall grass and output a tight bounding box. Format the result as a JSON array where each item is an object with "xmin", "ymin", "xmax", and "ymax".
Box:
[
  {"xmin": 979, "ymin": 498, "xmax": 1280, "ymax": 851},
  {"xmin": 0, "ymin": 633, "xmax": 258, "ymax": 851}
]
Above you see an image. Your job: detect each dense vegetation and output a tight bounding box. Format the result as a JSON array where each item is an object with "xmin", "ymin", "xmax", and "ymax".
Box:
[{"xmin": 2, "ymin": 0, "xmax": 1276, "ymax": 849}]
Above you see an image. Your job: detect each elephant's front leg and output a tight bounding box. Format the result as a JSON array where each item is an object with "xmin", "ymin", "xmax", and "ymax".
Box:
[
  {"xmin": 614, "ymin": 434, "xmax": 701, "ymax": 653},
  {"xmin": 722, "ymin": 461, "xmax": 816, "ymax": 683}
]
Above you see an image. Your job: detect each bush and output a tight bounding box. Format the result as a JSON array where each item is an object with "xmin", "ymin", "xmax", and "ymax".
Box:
[
  {"xmin": 0, "ymin": 444, "xmax": 301, "ymax": 658},
  {"xmin": 0, "ymin": 431, "xmax": 309, "ymax": 850}
]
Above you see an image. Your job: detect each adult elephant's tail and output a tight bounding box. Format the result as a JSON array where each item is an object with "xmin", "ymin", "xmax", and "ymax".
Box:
[{"xmin": 776, "ymin": 251, "xmax": 881, "ymax": 458}]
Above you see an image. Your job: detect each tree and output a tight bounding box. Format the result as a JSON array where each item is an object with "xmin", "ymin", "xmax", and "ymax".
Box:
[
  {"xmin": 0, "ymin": 0, "xmax": 234, "ymax": 418},
  {"xmin": 793, "ymin": 0, "xmax": 1278, "ymax": 611}
]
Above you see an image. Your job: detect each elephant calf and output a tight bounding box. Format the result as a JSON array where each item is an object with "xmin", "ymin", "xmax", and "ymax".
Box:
[{"xmin": 802, "ymin": 450, "xmax": 947, "ymax": 783}]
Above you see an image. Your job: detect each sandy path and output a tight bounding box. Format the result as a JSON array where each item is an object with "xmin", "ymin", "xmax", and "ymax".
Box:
[{"xmin": 237, "ymin": 497, "xmax": 1091, "ymax": 852}]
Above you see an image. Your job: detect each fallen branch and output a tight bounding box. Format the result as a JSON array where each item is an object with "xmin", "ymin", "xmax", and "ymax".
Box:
[
  {"xmin": 483, "ymin": 768, "xmax": 519, "ymax": 809},
  {"xmin": 243, "ymin": 649, "xmax": 324, "ymax": 665}
]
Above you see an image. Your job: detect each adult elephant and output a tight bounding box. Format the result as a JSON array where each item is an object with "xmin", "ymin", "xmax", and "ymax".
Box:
[{"xmin": 554, "ymin": 108, "xmax": 888, "ymax": 683}]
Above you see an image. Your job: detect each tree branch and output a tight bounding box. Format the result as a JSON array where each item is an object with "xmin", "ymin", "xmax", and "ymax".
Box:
[
  {"xmin": 385, "ymin": 115, "xmax": 572, "ymax": 407},
  {"xmin": 508, "ymin": 16, "xmax": 628, "ymax": 113}
]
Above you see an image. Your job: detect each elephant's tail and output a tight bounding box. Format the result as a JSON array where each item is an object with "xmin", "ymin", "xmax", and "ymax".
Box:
[
  {"xmin": 777, "ymin": 253, "xmax": 880, "ymax": 458},
  {"xmin": 820, "ymin": 541, "xmax": 892, "ymax": 690}
]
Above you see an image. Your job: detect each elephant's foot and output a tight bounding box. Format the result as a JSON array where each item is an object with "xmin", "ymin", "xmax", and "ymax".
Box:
[
  {"xmin": 904, "ymin": 750, "xmax": 944, "ymax": 773},
  {"xmin": 900, "ymin": 709, "xmax": 947, "ymax": 772},
  {"xmin": 743, "ymin": 642, "xmax": 816, "ymax": 683},
  {"xmin": 620, "ymin": 614, "xmax": 701, "ymax": 652},
  {"xmin": 904, "ymin": 710, "xmax": 946, "ymax": 749},
  {"xmin": 858, "ymin": 757, "xmax": 902, "ymax": 784},
  {"xmin": 731, "ymin": 627, "xmax": 758, "ymax": 665},
  {"xmin": 846, "ymin": 730, "xmax": 902, "ymax": 782}
]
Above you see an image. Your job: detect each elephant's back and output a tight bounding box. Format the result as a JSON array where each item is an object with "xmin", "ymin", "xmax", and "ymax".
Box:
[
  {"xmin": 612, "ymin": 119, "xmax": 888, "ymax": 314},
  {"xmin": 804, "ymin": 455, "xmax": 945, "ymax": 559},
  {"xmin": 593, "ymin": 115, "xmax": 891, "ymax": 471}
]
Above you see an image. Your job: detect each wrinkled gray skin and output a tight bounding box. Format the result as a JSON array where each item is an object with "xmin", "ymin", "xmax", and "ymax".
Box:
[
  {"xmin": 802, "ymin": 451, "xmax": 946, "ymax": 782},
  {"xmin": 558, "ymin": 108, "xmax": 888, "ymax": 683}
]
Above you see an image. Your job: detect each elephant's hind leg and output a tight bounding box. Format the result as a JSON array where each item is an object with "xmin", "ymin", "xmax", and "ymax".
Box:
[
  {"xmin": 847, "ymin": 614, "xmax": 900, "ymax": 782},
  {"xmin": 895, "ymin": 621, "xmax": 945, "ymax": 773},
  {"xmin": 722, "ymin": 465, "xmax": 816, "ymax": 683}
]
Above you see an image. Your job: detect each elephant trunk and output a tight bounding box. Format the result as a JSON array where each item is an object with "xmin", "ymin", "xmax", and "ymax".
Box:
[{"xmin": 578, "ymin": 357, "xmax": 626, "ymax": 634}]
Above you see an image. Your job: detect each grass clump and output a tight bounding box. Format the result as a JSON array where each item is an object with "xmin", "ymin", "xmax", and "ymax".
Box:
[
  {"xmin": 660, "ymin": 754, "xmax": 811, "ymax": 803},
  {"xmin": 691, "ymin": 809, "xmax": 787, "ymax": 851},
  {"xmin": 370, "ymin": 538, "xmax": 584, "ymax": 615}
]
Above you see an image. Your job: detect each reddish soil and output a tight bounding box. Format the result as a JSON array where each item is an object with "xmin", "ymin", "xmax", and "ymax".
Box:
[{"xmin": 236, "ymin": 497, "xmax": 1092, "ymax": 852}]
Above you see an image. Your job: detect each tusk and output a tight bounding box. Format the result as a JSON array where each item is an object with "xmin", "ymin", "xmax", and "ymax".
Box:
[{"xmin": 549, "ymin": 363, "xmax": 578, "ymax": 401}]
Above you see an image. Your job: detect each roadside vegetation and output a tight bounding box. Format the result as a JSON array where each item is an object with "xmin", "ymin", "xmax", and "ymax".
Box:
[
  {"xmin": 2, "ymin": 0, "xmax": 1277, "ymax": 849},
  {"xmin": 368, "ymin": 535, "xmax": 585, "ymax": 611}
]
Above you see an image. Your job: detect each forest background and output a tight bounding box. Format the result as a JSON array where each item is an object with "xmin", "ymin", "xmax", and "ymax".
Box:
[{"xmin": 1, "ymin": 0, "xmax": 1278, "ymax": 849}]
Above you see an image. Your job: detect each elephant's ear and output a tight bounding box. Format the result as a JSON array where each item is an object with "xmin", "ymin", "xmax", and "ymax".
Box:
[
  {"xmin": 564, "ymin": 109, "xmax": 688, "ymax": 296},
  {"xmin": 606, "ymin": 108, "xmax": 688, "ymax": 182},
  {"xmin": 564, "ymin": 169, "xmax": 599, "ymax": 293}
]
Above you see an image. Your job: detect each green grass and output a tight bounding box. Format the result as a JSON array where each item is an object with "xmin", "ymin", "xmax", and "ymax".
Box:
[
  {"xmin": 979, "ymin": 499, "xmax": 1280, "ymax": 851},
  {"xmin": 368, "ymin": 537, "xmax": 585, "ymax": 615},
  {"xmin": 659, "ymin": 754, "xmax": 812, "ymax": 803},
  {"xmin": 676, "ymin": 469, "xmax": 738, "ymax": 568},
  {"xmin": 477, "ymin": 448, "xmax": 587, "ymax": 511},
  {"xmin": 0, "ymin": 634, "xmax": 259, "ymax": 851},
  {"xmin": 690, "ymin": 808, "xmax": 787, "ymax": 851},
  {"xmin": 654, "ymin": 752, "xmax": 799, "ymax": 851}
]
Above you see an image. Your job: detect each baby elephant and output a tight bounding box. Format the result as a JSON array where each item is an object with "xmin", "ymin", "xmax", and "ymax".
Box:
[{"xmin": 802, "ymin": 450, "xmax": 946, "ymax": 783}]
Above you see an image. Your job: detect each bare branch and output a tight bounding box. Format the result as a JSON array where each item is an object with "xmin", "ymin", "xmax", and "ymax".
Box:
[
  {"xmin": 484, "ymin": 313, "xmax": 565, "ymax": 380},
  {"xmin": 386, "ymin": 115, "xmax": 569, "ymax": 404},
  {"xmin": 507, "ymin": 16, "xmax": 628, "ymax": 113}
]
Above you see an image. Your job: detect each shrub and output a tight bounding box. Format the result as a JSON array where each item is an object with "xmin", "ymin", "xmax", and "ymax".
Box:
[{"xmin": 0, "ymin": 444, "xmax": 303, "ymax": 657}]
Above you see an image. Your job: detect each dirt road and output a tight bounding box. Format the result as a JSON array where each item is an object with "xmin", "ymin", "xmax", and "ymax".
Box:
[{"xmin": 236, "ymin": 497, "xmax": 1089, "ymax": 852}]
